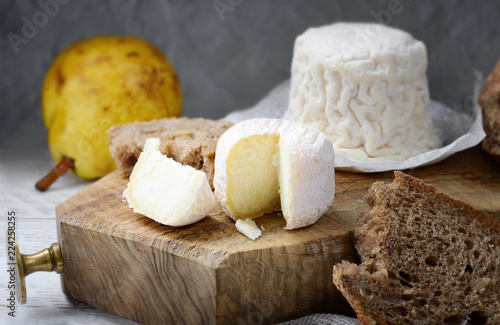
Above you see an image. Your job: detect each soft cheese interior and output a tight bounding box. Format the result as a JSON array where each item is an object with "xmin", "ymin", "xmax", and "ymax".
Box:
[
  {"xmin": 284, "ymin": 22, "xmax": 442, "ymax": 161},
  {"xmin": 226, "ymin": 135, "xmax": 281, "ymax": 219}
]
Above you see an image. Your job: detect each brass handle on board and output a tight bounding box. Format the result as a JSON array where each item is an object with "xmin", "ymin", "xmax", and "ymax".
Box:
[{"xmin": 14, "ymin": 240, "xmax": 64, "ymax": 304}]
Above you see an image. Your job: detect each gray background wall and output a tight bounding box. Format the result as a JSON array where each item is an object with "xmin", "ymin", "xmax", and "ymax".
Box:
[{"xmin": 1, "ymin": 0, "xmax": 499, "ymax": 149}]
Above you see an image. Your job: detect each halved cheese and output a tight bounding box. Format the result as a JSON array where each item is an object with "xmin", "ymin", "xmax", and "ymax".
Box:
[
  {"xmin": 214, "ymin": 118, "xmax": 335, "ymax": 229},
  {"xmin": 123, "ymin": 137, "xmax": 215, "ymax": 226}
]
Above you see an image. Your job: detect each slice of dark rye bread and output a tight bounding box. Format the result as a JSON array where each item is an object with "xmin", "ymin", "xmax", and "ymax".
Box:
[
  {"xmin": 478, "ymin": 59, "xmax": 500, "ymax": 162},
  {"xmin": 107, "ymin": 117, "xmax": 233, "ymax": 189},
  {"xmin": 333, "ymin": 172, "xmax": 500, "ymax": 325}
]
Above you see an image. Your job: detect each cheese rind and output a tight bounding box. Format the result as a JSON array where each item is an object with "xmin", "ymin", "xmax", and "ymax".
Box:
[
  {"xmin": 214, "ymin": 118, "xmax": 335, "ymax": 229},
  {"xmin": 278, "ymin": 120, "xmax": 336, "ymax": 229},
  {"xmin": 123, "ymin": 137, "xmax": 215, "ymax": 226},
  {"xmin": 284, "ymin": 22, "xmax": 441, "ymax": 161}
]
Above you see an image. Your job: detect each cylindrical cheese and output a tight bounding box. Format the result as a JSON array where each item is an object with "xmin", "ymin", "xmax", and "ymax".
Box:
[{"xmin": 284, "ymin": 22, "xmax": 441, "ymax": 161}]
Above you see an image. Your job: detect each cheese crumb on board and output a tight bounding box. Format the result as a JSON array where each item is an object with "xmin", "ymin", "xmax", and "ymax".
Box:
[
  {"xmin": 235, "ymin": 219, "xmax": 262, "ymax": 240},
  {"xmin": 284, "ymin": 22, "xmax": 441, "ymax": 161},
  {"xmin": 214, "ymin": 118, "xmax": 335, "ymax": 230},
  {"xmin": 123, "ymin": 137, "xmax": 215, "ymax": 226}
]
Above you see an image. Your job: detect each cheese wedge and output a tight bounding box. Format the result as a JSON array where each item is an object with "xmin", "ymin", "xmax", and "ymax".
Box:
[
  {"xmin": 214, "ymin": 118, "xmax": 335, "ymax": 229},
  {"xmin": 123, "ymin": 137, "xmax": 215, "ymax": 226}
]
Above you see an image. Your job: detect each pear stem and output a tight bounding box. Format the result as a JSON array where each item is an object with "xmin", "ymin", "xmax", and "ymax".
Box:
[{"xmin": 35, "ymin": 156, "xmax": 75, "ymax": 192}]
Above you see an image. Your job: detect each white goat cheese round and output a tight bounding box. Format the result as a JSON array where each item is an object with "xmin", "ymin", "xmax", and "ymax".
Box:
[{"xmin": 284, "ymin": 22, "xmax": 441, "ymax": 161}]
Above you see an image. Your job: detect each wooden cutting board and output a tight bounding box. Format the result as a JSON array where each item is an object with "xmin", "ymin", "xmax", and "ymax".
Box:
[{"xmin": 56, "ymin": 145, "xmax": 500, "ymax": 325}]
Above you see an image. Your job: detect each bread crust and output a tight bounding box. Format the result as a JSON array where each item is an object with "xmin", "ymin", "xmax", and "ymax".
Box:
[
  {"xmin": 108, "ymin": 117, "xmax": 233, "ymax": 189},
  {"xmin": 478, "ymin": 59, "xmax": 500, "ymax": 163},
  {"xmin": 333, "ymin": 172, "xmax": 500, "ymax": 325}
]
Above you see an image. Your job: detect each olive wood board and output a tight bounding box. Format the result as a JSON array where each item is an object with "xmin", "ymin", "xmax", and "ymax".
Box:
[{"xmin": 55, "ymin": 145, "xmax": 500, "ymax": 325}]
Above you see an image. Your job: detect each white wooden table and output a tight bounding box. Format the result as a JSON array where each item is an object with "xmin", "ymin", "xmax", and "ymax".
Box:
[{"xmin": 0, "ymin": 150, "xmax": 138, "ymax": 325}]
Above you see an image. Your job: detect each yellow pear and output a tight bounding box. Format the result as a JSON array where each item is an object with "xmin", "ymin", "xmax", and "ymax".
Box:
[{"xmin": 36, "ymin": 35, "xmax": 182, "ymax": 191}]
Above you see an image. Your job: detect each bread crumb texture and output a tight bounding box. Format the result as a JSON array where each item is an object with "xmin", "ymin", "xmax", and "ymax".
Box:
[
  {"xmin": 477, "ymin": 59, "xmax": 500, "ymax": 163},
  {"xmin": 333, "ymin": 171, "xmax": 500, "ymax": 325}
]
